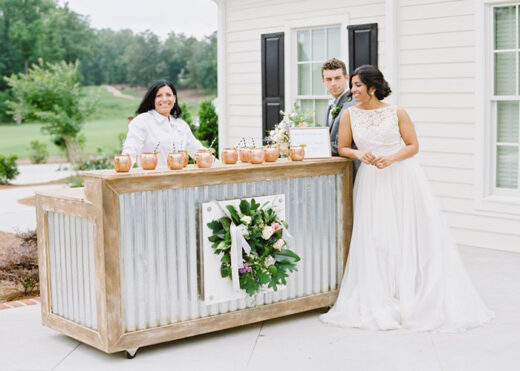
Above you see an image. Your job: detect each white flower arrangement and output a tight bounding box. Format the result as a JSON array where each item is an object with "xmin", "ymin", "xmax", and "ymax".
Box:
[{"xmin": 267, "ymin": 105, "xmax": 314, "ymax": 156}]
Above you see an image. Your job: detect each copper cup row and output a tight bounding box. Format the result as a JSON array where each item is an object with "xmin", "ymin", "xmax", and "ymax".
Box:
[
  {"xmin": 114, "ymin": 146, "xmax": 304, "ymax": 173},
  {"xmin": 223, "ymin": 146, "xmax": 304, "ymax": 165}
]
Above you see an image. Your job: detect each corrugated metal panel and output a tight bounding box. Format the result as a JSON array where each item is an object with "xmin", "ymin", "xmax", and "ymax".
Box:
[
  {"xmin": 120, "ymin": 175, "xmax": 343, "ymax": 333},
  {"xmin": 47, "ymin": 212, "xmax": 97, "ymax": 330}
]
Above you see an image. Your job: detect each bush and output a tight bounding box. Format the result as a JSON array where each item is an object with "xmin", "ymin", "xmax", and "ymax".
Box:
[
  {"xmin": 0, "ymin": 230, "xmax": 39, "ymax": 295},
  {"xmin": 75, "ymin": 148, "xmax": 113, "ymax": 171},
  {"xmin": 28, "ymin": 140, "xmax": 50, "ymax": 164},
  {"xmin": 0, "ymin": 154, "xmax": 19, "ymax": 184},
  {"xmin": 196, "ymin": 99, "xmax": 218, "ymax": 155}
]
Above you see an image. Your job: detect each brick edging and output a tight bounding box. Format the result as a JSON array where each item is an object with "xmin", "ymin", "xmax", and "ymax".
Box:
[{"xmin": 0, "ymin": 297, "xmax": 40, "ymax": 310}]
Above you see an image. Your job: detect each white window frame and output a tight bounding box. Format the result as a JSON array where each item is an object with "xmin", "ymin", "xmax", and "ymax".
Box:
[
  {"xmin": 476, "ymin": 0, "xmax": 520, "ymax": 216},
  {"xmin": 284, "ymin": 15, "xmax": 350, "ymax": 118},
  {"xmin": 294, "ymin": 26, "xmax": 342, "ymax": 125}
]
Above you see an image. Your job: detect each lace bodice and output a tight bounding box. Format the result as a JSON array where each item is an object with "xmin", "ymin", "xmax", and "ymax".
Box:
[{"xmin": 349, "ymin": 105, "xmax": 403, "ymax": 156}]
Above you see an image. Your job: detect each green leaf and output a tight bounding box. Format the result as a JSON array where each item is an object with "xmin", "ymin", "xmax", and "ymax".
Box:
[
  {"xmin": 220, "ymin": 265, "xmax": 231, "ymax": 278},
  {"xmin": 226, "ymin": 205, "xmax": 241, "ymax": 225},
  {"xmin": 274, "ymin": 249, "xmax": 301, "ymax": 263},
  {"xmin": 258, "ymin": 271, "xmax": 270, "ymax": 284},
  {"xmin": 219, "ymin": 217, "xmax": 231, "ymax": 231},
  {"xmin": 220, "ymin": 254, "xmax": 231, "ymax": 263},
  {"xmin": 207, "ymin": 220, "xmax": 222, "ymax": 233},
  {"xmin": 208, "ymin": 235, "xmax": 220, "ymax": 243},
  {"xmin": 239, "ymin": 199, "xmax": 251, "ymax": 215}
]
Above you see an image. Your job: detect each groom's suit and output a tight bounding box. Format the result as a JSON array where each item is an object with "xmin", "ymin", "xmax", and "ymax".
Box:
[{"xmin": 326, "ymin": 90, "xmax": 359, "ymax": 178}]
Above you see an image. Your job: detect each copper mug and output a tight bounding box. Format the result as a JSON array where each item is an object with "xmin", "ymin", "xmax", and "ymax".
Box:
[
  {"xmin": 264, "ymin": 146, "xmax": 280, "ymax": 162},
  {"xmin": 182, "ymin": 151, "xmax": 189, "ymax": 167},
  {"xmin": 238, "ymin": 147, "xmax": 251, "ymax": 162},
  {"xmin": 139, "ymin": 152, "xmax": 158, "ymax": 170},
  {"xmin": 195, "ymin": 151, "xmax": 215, "ymax": 168},
  {"xmin": 167, "ymin": 152, "xmax": 185, "ymax": 170},
  {"xmin": 222, "ymin": 148, "xmax": 238, "ymax": 164},
  {"xmin": 114, "ymin": 154, "xmax": 131, "ymax": 172},
  {"xmin": 250, "ymin": 148, "xmax": 265, "ymax": 164},
  {"xmin": 289, "ymin": 146, "xmax": 305, "ymax": 161}
]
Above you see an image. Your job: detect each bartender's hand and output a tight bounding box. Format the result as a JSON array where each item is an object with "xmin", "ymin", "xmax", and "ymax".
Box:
[{"xmin": 355, "ymin": 150, "xmax": 376, "ymax": 165}]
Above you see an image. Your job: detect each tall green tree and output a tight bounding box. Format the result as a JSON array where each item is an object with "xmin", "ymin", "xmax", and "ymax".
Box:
[
  {"xmin": 5, "ymin": 60, "xmax": 97, "ymax": 164},
  {"xmin": 121, "ymin": 30, "xmax": 163, "ymax": 86}
]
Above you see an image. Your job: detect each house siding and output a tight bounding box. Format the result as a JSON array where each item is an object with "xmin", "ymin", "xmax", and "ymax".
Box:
[
  {"xmin": 220, "ymin": 0, "xmax": 520, "ymax": 252},
  {"xmin": 399, "ymin": 0, "xmax": 520, "ymax": 252}
]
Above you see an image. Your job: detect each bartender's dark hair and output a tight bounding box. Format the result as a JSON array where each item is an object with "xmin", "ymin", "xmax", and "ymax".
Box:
[{"xmin": 137, "ymin": 80, "xmax": 183, "ymax": 118}]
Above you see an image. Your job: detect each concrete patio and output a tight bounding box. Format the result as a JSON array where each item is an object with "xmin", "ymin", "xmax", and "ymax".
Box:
[{"xmin": 0, "ymin": 245, "xmax": 519, "ymax": 371}]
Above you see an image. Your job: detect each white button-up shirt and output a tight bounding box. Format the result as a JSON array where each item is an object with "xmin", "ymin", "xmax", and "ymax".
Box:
[{"xmin": 122, "ymin": 109, "xmax": 205, "ymax": 167}]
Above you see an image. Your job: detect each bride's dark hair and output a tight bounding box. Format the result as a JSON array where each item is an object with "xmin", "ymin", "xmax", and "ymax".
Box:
[{"xmin": 347, "ymin": 65, "xmax": 392, "ymax": 101}]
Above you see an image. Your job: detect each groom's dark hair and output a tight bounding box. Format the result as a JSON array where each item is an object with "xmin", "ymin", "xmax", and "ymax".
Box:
[{"xmin": 321, "ymin": 58, "xmax": 347, "ymax": 77}]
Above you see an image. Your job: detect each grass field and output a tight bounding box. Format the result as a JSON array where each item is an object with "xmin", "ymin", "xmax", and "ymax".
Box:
[{"xmin": 0, "ymin": 85, "xmax": 212, "ymax": 160}]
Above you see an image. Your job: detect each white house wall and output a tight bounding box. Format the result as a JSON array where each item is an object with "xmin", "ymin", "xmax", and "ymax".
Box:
[
  {"xmin": 223, "ymin": 0, "xmax": 386, "ymax": 145},
  {"xmin": 399, "ymin": 0, "xmax": 520, "ymax": 253},
  {"xmin": 220, "ymin": 0, "xmax": 520, "ymax": 253}
]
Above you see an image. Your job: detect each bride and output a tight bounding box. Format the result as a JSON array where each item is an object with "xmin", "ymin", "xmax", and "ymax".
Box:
[{"xmin": 320, "ymin": 65, "xmax": 494, "ymax": 332}]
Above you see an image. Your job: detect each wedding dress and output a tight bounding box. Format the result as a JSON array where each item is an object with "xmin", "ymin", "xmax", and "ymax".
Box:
[{"xmin": 320, "ymin": 105, "xmax": 494, "ymax": 332}]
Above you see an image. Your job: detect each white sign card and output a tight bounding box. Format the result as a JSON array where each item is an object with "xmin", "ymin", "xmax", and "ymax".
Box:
[
  {"xmin": 289, "ymin": 127, "xmax": 332, "ymax": 158},
  {"xmin": 200, "ymin": 194, "xmax": 286, "ymax": 305}
]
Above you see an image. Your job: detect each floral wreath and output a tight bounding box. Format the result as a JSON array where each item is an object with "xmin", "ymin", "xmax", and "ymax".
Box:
[{"xmin": 207, "ymin": 198, "xmax": 300, "ymax": 296}]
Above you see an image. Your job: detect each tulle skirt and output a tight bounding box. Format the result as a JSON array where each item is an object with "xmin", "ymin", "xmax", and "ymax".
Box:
[{"xmin": 320, "ymin": 158, "xmax": 494, "ymax": 332}]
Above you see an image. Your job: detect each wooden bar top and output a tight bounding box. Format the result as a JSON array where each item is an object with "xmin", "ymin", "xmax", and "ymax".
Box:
[{"xmin": 78, "ymin": 157, "xmax": 350, "ymax": 181}]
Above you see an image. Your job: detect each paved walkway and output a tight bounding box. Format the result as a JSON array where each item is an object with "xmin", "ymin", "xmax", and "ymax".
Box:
[
  {"xmin": 0, "ymin": 164, "xmax": 73, "ymax": 233},
  {"xmin": 0, "ymin": 246, "xmax": 519, "ymax": 370}
]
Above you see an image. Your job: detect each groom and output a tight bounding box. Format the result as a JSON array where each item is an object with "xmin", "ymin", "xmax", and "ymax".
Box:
[{"xmin": 322, "ymin": 58, "xmax": 359, "ymax": 176}]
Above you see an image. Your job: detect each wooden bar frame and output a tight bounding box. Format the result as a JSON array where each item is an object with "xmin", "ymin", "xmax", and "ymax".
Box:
[{"xmin": 36, "ymin": 158, "xmax": 353, "ymax": 354}]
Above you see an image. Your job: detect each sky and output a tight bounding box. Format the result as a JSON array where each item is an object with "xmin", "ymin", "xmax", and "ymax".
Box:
[{"xmin": 63, "ymin": 0, "xmax": 218, "ymax": 40}]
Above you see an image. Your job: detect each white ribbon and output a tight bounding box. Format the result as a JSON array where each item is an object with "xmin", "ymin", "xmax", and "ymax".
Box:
[{"xmin": 212, "ymin": 201, "xmax": 252, "ymax": 291}]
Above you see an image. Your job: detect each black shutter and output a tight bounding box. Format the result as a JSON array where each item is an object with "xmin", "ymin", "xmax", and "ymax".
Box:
[
  {"xmin": 261, "ymin": 32, "xmax": 284, "ymax": 139},
  {"xmin": 347, "ymin": 23, "xmax": 378, "ymax": 73}
]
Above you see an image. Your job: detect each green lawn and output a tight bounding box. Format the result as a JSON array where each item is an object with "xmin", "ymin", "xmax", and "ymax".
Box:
[{"xmin": 0, "ymin": 85, "xmax": 212, "ymax": 160}]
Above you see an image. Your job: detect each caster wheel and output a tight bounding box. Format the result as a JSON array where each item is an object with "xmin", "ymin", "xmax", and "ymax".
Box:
[{"xmin": 125, "ymin": 348, "xmax": 138, "ymax": 359}]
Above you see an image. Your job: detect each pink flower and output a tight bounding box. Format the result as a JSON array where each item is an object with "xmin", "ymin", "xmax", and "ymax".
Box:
[{"xmin": 271, "ymin": 222, "xmax": 282, "ymax": 231}]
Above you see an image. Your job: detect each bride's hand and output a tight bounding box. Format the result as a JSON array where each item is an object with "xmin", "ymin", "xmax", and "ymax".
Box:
[
  {"xmin": 355, "ymin": 150, "xmax": 376, "ymax": 165},
  {"xmin": 373, "ymin": 155, "xmax": 395, "ymax": 169}
]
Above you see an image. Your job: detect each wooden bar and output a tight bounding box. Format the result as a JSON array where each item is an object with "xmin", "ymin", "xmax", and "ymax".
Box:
[{"xmin": 36, "ymin": 158, "xmax": 353, "ymax": 355}]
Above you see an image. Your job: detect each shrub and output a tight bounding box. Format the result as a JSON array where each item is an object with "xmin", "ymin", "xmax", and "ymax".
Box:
[
  {"xmin": 0, "ymin": 154, "xmax": 19, "ymax": 184},
  {"xmin": 75, "ymin": 148, "xmax": 113, "ymax": 171},
  {"xmin": 196, "ymin": 99, "xmax": 218, "ymax": 155},
  {"xmin": 28, "ymin": 140, "xmax": 50, "ymax": 164},
  {"xmin": 0, "ymin": 230, "xmax": 39, "ymax": 295}
]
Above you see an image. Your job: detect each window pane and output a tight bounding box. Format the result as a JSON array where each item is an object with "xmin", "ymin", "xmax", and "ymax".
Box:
[
  {"xmin": 496, "ymin": 146, "xmax": 519, "ymax": 189},
  {"xmin": 327, "ymin": 27, "xmax": 341, "ymax": 59},
  {"xmin": 315, "ymin": 99, "xmax": 329, "ymax": 126},
  {"xmin": 298, "ymin": 64, "xmax": 311, "ymax": 95},
  {"xmin": 497, "ymin": 101, "xmax": 519, "ymax": 143},
  {"xmin": 300, "ymin": 99, "xmax": 314, "ymax": 115},
  {"xmin": 494, "ymin": 6, "xmax": 516, "ymax": 50},
  {"xmin": 495, "ymin": 52, "xmax": 516, "ymax": 95},
  {"xmin": 312, "ymin": 63, "xmax": 326, "ymax": 95},
  {"xmin": 312, "ymin": 28, "xmax": 326, "ymax": 61},
  {"xmin": 297, "ymin": 30, "xmax": 310, "ymax": 62}
]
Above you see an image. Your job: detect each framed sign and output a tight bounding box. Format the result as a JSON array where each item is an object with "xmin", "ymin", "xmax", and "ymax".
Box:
[{"xmin": 289, "ymin": 127, "xmax": 332, "ymax": 158}]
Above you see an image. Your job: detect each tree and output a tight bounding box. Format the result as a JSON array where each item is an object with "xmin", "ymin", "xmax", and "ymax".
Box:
[
  {"xmin": 196, "ymin": 99, "xmax": 218, "ymax": 154},
  {"xmin": 184, "ymin": 32, "xmax": 217, "ymax": 92},
  {"xmin": 120, "ymin": 30, "xmax": 163, "ymax": 86},
  {"xmin": 4, "ymin": 60, "xmax": 97, "ymax": 164}
]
